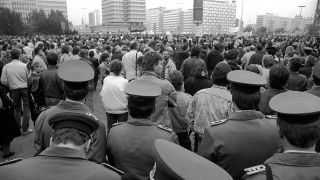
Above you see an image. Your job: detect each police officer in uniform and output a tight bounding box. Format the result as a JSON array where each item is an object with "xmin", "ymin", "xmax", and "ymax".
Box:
[
  {"xmin": 0, "ymin": 111, "xmax": 122, "ymax": 180},
  {"xmin": 197, "ymin": 70, "xmax": 280, "ymax": 180},
  {"xmin": 106, "ymin": 79, "xmax": 178, "ymax": 180},
  {"xmin": 34, "ymin": 60, "xmax": 108, "ymax": 163},
  {"xmin": 244, "ymin": 91, "xmax": 320, "ymax": 180},
  {"xmin": 151, "ymin": 139, "xmax": 233, "ymax": 180}
]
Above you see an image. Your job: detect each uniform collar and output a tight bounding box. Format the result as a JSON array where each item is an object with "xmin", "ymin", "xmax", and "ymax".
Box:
[
  {"xmin": 228, "ymin": 110, "xmax": 265, "ymax": 121},
  {"xmin": 266, "ymin": 153, "xmax": 320, "ymax": 166},
  {"xmin": 140, "ymin": 71, "xmax": 161, "ymax": 79},
  {"xmin": 127, "ymin": 117, "xmax": 157, "ymax": 126},
  {"xmin": 38, "ymin": 146, "xmax": 87, "ymax": 160},
  {"xmin": 57, "ymin": 100, "xmax": 91, "ymax": 112}
]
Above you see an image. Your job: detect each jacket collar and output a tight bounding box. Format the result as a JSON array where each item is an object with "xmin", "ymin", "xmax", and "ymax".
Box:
[
  {"xmin": 127, "ymin": 117, "xmax": 157, "ymax": 126},
  {"xmin": 140, "ymin": 71, "xmax": 161, "ymax": 79},
  {"xmin": 267, "ymin": 153, "xmax": 320, "ymax": 166},
  {"xmin": 228, "ymin": 110, "xmax": 265, "ymax": 121},
  {"xmin": 38, "ymin": 146, "xmax": 87, "ymax": 160},
  {"xmin": 47, "ymin": 65, "xmax": 57, "ymax": 70},
  {"xmin": 57, "ymin": 100, "xmax": 91, "ymax": 112}
]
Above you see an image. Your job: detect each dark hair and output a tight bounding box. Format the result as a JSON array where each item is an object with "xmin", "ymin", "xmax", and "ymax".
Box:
[
  {"xmin": 47, "ymin": 52, "xmax": 58, "ymax": 65},
  {"xmin": 269, "ymin": 64, "xmax": 289, "ymax": 89},
  {"xmin": 190, "ymin": 45, "xmax": 201, "ymax": 57},
  {"xmin": 141, "ymin": 51, "xmax": 162, "ymax": 72},
  {"xmin": 313, "ymin": 75, "xmax": 320, "ymax": 86},
  {"xmin": 99, "ymin": 53, "xmax": 109, "ymax": 63},
  {"xmin": 289, "ymin": 57, "xmax": 302, "ymax": 72},
  {"xmin": 211, "ymin": 63, "xmax": 231, "ymax": 86},
  {"xmin": 10, "ymin": 48, "xmax": 21, "ymax": 59},
  {"xmin": 129, "ymin": 41, "xmax": 138, "ymax": 50},
  {"xmin": 278, "ymin": 118, "xmax": 320, "ymax": 148},
  {"xmin": 224, "ymin": 49, "xmax": 239, "ymax": 61},
  {"xmin": 230, "ymin": 84, "xmax": 261, "ymax": 110},
  {"xmin": 89, "ymin": 50, "xmax": 95, "ymax": 58},
  {"xmin": 63, "ymin": 81, "xmax": 89, "ymax": 101},
  {"xmin": 109, "ymin": 60, "xmax": 123, "ymax": 75},
  {"xmin": 256, "ymin": 44, "xmax": 263, "ymax": 51},
  {"xmin": 49, "ymin": 43, "xmax": 55, "ymax": 49},
  {"xmin": 52, "ymin": 128, "xmax": 89, "ymax": 146},
  {"xmin": 72, "ymin": 46, "xmax": 80, "ymax": 55},
  {"xmin": 61, "ymin": 45, "xmax": 69, "ymax": 54},
  {"xmin": 34, "ymin": 47, "xmax": 41, "ymax": 55},
  {"xmin": 128, "ymin": 96, "xmax": 155, "ymax": 118},
  {"xmin": 169, "ymin": 70, "xmax": 183, "ymax": 91}
]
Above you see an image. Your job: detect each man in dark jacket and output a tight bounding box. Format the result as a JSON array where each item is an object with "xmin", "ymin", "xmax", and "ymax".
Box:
[
  {"xmin": 248, "ymin": 44, "xmax": 265, "ymax": 66},
  {"xmin": 39, "ymin": 52, "xmax": 64, "ymax": 107},
  {"xmin": 287, "ymin": 57, "xmax": 308, "ymax": 91}
]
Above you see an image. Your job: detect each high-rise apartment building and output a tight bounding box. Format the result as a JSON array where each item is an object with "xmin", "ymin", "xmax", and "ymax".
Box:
[
  {"xmin": 37, "ymin": 0, "xmax": 67, "ymax": 18},
  {"xmin": 0, "ymin": 0, "xmax": 37, "ymax": 23},
  {"xmin": 256, "ymin": 14, "xmax": 313, "ymax": 33},
  {"xmin": 314, "ymin": 0, "xmax": 320, "ymax": 27},
  {"xmin": 146, "ymin": 7, "xmax": 165, "ymax": 34},
  {"xmin": 163, "ymin": 9, "xmax": 183, "ymax": 34},
  {"xmin": 0, "ymin": 0, "xmax": 68, "ymax": 23},
  {"xmin": 202, "ymin": 0, "xmax": 236, "ymax": 34},
  {"xmin": 101, "ymin": 0, "xmax": 146, "ymax": 32},
  {"xmin": 192, "ymin": 0, "xmax": 236, "ymax": 34},
  {"xmin": 182, "ymin": 9, "xmax": 194, "ymax": 33},
  {"xmin": 89, "ymin": 10, "xmax": 101, "ymax": 26}
]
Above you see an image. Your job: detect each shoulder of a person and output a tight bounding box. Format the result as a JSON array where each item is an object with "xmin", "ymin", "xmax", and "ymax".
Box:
[
  {"xmin": 209, "ymin": 119, "xmax": 228, "ymax": 127},
  {"xmin": 0, "ymin": 158, "xmax": 24, "ymax": 167},
  {"xmin": 156, "ymin": 125, "xmax": 175, "ymax": 134},
  {"xmin": 243, "ymin": 164, "xmax": 267, "ymax": 180},
  {"xmin": 100, "ymin": 163, "xmax": 124, "ymax": 177}
]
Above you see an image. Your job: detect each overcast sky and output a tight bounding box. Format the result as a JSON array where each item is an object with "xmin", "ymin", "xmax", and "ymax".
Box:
[{"xmin": 67, "ymin": 0, "xmax": 318, "ymax": 26}]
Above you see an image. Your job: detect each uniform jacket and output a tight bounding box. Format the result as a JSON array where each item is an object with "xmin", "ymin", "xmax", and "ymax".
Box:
[
  {"xmin": 0, "ymin": 147, "xmax": 121, "ymax": 180},
  {"xmin": 34, "ymin": 100, "xmax": 108, "ymax": 163},
  {"xmin": 305, "ymin": 86, "xmax": 320, "ymax": 97},
  {"xmin": 107, "ymin": 117, "xmax": 178, "ymax": 180},
  {"xmin": 197, "ymin": 110, "xmax": 280, "ymax": 180},
  {"xmin": 244, "ymin": 153, "xmax": 320, "ymax": 180}
]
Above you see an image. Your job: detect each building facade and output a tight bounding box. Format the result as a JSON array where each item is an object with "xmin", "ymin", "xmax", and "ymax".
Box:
[
  {"xmin": 256, "ymin": 14, "xmax": 314, "ymax": 33},
  {"xmin": 182, "ymin": 9, "xmax": 194, "ymax": 33},
  {"xmin": 101, "ymin": 0, "xmax": 146, "ymax": 32},
  {"xmin": 0, "ymin": 0, "xmax": 68, "ymax": 23},
  {"xmin": 37, "ymin": 0, "xmax": 67, "ymax": 18},
  {"xmin": 163, "ymin": 9, "xmax": 183, "ymax": 34},
  {"xmin": 314, "ymin": 0, "xmax": 320, "ymax": 27},
  {"xmin": 146, "ymin": 7, "xmax": 165, "ymax": 34},
  {"xmin": 196, "ymin": 0, "xmax": 236, "ymax": 34},
  {"xmin": 89, "ymin": 10, "xmax": 100, "ymax": 26}
]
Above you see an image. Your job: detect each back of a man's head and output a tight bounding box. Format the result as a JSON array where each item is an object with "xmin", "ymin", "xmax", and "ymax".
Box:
[
  {"xmin": 190, "ymin": 45, "xmax": 201, "ymax": 57},
  {"xmin": 72, "ymin": 46, "xmax": 80, "ymax": 55},
  {"xmin": 47, "ymin": 52, "xmax": 58, "ymax": 66},
  {"xmin": 269, "ymin": 64, "xmax": 289, "ymax": 90},
  {"xmin": 10, "ymin": 48, "xmax": 21, "ymax": 59},
  {"xmin": 289, "ymin": 57, "xmax": 302, "ymax": 72}
]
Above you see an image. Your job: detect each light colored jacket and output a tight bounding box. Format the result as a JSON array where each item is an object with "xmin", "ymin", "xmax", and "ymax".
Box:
[{"xmin": 1, "ymin": 60, "xmax": 28, "ymax": 90}]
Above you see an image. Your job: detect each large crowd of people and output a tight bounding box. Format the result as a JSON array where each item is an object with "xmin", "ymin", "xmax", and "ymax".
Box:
[{"xmin": 0, "ymin": 33, "xmax": 320, "ymax": 179}]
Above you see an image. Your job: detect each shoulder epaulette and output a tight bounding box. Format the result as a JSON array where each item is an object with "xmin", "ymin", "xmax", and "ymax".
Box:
[
  {"xmin": 265, "ymin": 115, "xmax": 277, "ymax": 119},
  {"xmin": 112, "ymin": 122, "xmax": 125, "ymax": 127},
  {"xmin": 210, "ymin": 119, "xmax": 228, "ymax": 126},
  {"xmin": 157, "ymin": 125, "xmax": 174, "ymax": 133},
  {"xmin": 0, "ymin": 158, "xmax": 23, "ymax": 167},
  {"xmin": 244, "ymin": 165, "xmax": 266, "ymax": 176},
  {"xmin": 101, "ymin": 163, "xmax": 125, "ymax": 175},
  {"xmin": 40, "ymin": 106, "xmax": 53, "ymax": 113}
]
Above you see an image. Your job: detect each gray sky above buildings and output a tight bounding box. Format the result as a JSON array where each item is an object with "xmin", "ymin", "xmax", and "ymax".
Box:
[{"xmin": 66, "ymin": 0, "xmax": 318, "ymax": 26}]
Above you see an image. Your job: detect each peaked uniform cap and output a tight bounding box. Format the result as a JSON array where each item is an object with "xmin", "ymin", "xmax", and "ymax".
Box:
[
  {"xmin": 227, "ymin": 70, "xmax": 267, "ymax": 86},
  {"xmin": 58, "ymin": 60, "xmax": 94, "ymax": 82}
]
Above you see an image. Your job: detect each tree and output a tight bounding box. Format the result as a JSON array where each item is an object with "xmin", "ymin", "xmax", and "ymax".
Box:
[
  {"xmin": 275, "ymin": 27, "xmax": 285, "ymax": 34},
  {"xmin": 243, "ymin": 25, "xmax": 253, "ymax": 32},
  {"xmin": 0, "ymin": 7, "xmax": 24, "ymax": 35},
  {"xmin": 258, "ymin": 26, "xmax": 267, "ymax": 34},
  {"xmin": 28, "ymin": 9, "xmax": 74, "ymax": 34}
]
